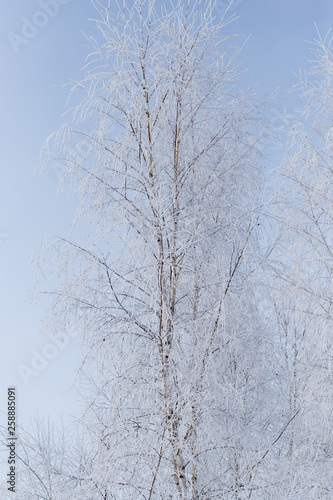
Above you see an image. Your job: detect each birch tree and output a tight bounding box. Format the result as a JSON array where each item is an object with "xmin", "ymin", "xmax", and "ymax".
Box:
[
  {"xmin": 28, "ymin": 0, "xmax": 272, "ymax": 497},
  {"xmin": 272, "ymin": 31, "xmax": 333, "ymax": 497}
]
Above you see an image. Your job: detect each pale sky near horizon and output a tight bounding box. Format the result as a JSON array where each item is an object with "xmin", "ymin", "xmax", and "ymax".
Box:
[{"xmin": 0, "ymin": 0, "xmax": 333, "ymax": 481}]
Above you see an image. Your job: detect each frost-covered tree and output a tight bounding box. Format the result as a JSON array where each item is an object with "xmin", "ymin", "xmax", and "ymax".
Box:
[
  {"xmin": 15, "ymin": 0, "xmax": 277, "ymax": 498},
  {"xmin": 270, "ymin": 31, "xmax": 333, "ymax": 497},
  {"xmin": 0, "ymin": 418, "xmax": 106, "ymax": 500}
]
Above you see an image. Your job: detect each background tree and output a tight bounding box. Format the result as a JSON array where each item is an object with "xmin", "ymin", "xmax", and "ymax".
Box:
[{"xmin": 268, "ymin": 30, "xmax": 333, "ymax": 497}]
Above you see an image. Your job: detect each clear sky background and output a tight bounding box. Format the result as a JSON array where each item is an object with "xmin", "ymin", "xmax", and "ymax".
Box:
[{"xmin": 0, "ymin": 0, "xmax": 332, "ymax": 479}]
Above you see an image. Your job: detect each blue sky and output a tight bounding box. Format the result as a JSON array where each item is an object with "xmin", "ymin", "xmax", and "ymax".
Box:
[{"xmin": 0, "ymin": 0, "xmax": 333, "ymax": 477}]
